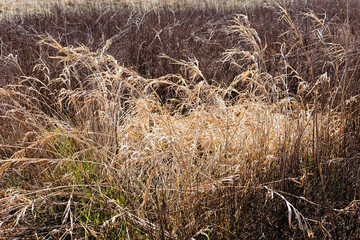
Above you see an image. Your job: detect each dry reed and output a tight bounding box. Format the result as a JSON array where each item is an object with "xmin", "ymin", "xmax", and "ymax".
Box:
[{"xmin": 1, "ymin": 0, "xmax": 360, "ymax": 239}]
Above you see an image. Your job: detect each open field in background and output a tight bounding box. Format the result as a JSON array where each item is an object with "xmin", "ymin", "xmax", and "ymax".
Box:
[
  {"xmin": 1, "ymin": 0, "xmax": 360, "ymax": 239},
  {"xmin": 0, "ymin": 0, "xmax": 261, "ymax": 17}
]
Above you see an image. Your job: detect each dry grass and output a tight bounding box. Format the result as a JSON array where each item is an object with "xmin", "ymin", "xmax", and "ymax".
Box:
[
  {"xmin": 0, "ymin": 0, "xmax": 261, "ymax": 18},
  {"xmin": 1, "ymin": 0, "xmax": 360, "ymax": 239}
]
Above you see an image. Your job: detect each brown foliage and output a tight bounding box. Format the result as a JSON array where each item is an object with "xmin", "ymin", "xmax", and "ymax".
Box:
[{"xmin": 1, "ymin": 0, "xmax": 360, "ymax": 239}]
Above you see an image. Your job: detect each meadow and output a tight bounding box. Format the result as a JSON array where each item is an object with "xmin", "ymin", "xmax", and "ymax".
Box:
[{"xmin": 1, "ymin": 0, "xmax": 360, "ymax": 239}]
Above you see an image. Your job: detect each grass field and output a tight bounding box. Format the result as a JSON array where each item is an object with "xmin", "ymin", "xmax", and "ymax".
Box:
[
  {"xmin": 0, "ymin": 0, "xmax": 259, "ymax": 17},
  {"xmin": 1, "ymin": 0, "xmax": 360, "ymax": 239}
]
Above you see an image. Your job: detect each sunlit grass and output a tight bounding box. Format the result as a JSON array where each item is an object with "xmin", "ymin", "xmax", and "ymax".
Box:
[{"xmin": 1, "ymin": 0, "xmax": 360, "ymax": 238}]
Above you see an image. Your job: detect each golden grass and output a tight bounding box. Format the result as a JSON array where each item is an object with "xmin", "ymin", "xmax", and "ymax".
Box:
[
  {"xmin": 0, "ymin": 2, "xmax": 358, "ymax": 238},
  {"xmin": 0, "ymin": 37, "xmax": 337, "ymax": 238}
]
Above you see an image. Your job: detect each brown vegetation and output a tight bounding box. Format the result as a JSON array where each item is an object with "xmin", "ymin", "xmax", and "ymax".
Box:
[{"xmin": 1, "ymin": 0, "xmax": 360, "ymax": 239}]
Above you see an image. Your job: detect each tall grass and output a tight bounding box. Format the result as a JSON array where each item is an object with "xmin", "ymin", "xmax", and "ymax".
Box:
[{"xmin": 1, "ymin": 0, "xmax": 360, "ymax": 239}]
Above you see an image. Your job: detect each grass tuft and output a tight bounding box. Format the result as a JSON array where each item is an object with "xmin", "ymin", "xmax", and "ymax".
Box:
[{"xmin": 1, "ymin": 0, "xmax": 360, "ymax": 238}]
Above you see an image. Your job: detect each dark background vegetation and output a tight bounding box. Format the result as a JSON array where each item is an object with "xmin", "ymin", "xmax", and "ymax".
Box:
[
  {"xmin": 1, "ymin": 0, "xmax": 360, "ymax": 239},
  {"xmin": 1, "ymin": 0, "xmax": 358, "ymax": 89}
]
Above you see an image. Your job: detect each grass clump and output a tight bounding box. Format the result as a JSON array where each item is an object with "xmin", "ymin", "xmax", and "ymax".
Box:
[{"xmin": 1, "ymin": 0, "xmax": 360, "ymax": 239}]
